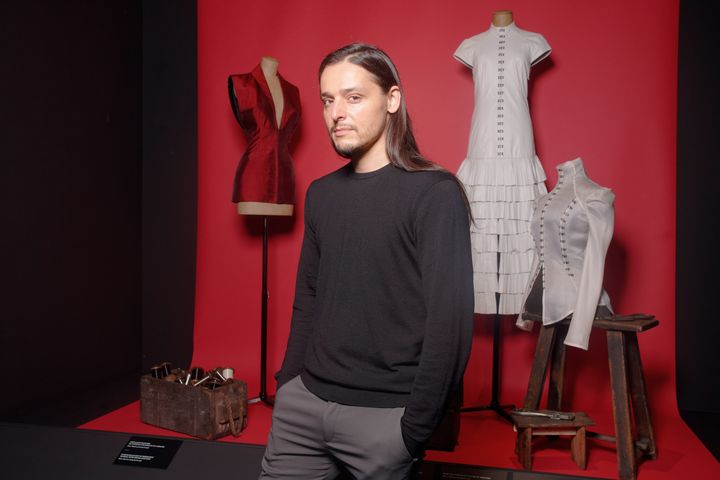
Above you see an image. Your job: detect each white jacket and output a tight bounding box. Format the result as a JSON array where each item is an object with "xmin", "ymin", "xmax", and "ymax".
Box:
[{"xmin": 516, "ymin": 158, "xmax": 614, "ymax": 350}]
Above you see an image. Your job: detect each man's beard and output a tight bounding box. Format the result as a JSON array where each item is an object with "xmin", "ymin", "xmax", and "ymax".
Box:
[
  {"xmin": 329, "ymin": 126, "xmax": 384, "ymax": 160},
  {"xmin": 331, "ymin": 138, "xmax": 368, "ymax": 159}
]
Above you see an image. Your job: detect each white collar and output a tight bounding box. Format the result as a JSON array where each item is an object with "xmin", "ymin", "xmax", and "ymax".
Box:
[
  {"xmin": 490, "ymin": 22, "xmax": 517, "ymax": 36},
  {"xmin": 556, "ymin": 157, "xmax": 586, "ymax": 178}
]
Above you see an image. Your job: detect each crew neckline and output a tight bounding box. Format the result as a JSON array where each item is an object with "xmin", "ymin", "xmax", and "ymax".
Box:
[{"xmin": 348, "ymin": 162, "xmax": 395, "ymax": 179}]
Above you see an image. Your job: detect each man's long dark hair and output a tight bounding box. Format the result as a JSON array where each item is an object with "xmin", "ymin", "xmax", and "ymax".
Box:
[{"xmin": 319, "ymin": 43, "xmax": 472, "ymax": 216}]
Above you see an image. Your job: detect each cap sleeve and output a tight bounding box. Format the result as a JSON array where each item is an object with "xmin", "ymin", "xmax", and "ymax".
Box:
[
  {"xmin": 529, "ymin": 33, "xmax": 552, "ymax": 66},
  {"xmin": 453, "ymin": 38, "xmax": 474, "ymax": 68},
  {"xmin": 228, "ymin": 74, "xmax": 257, "ymax": 122}
]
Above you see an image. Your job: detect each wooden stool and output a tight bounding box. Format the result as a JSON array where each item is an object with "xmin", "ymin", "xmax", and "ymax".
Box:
[
  {"xmin": 522, "ymin": 313, "xmax": 659, "ymax": 480},
  {"xmin": 512, "ymin": 411, "xmax": 594, "ymax": 470}
]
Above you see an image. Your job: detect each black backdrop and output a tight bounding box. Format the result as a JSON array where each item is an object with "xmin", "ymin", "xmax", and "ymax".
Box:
[
  {"xmin": 0, "ymin": 0, "xmax": 196, "ymax": 422},
  {"xmin": 0, "ymin": 0, "xmax": 717, "ymax": 443},
  {"xmin": 140, "ymin": 0, "xmax": 198, "ymax": 374},
  {"xmin": 676, "ymin": 0, "xmax": 720, "ymax": 454}
]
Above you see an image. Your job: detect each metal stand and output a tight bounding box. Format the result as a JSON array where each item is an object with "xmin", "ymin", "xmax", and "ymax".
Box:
[
  {"xmin": 462, "ymin": 250, "xmax": 515, "ymax": 422},
  {"xmin": 250, "ymin": 216, "xmax": 274, "ymax": 406},
  {"xmin": 460, "ymin": 313, "xmax": 515, "ymax": 423}
]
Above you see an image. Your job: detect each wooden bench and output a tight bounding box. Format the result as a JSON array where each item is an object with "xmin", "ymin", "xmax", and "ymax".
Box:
[
  {"xmin": 521, "ymin": 313, "xmax": 658, "ymax": 480},
  {"xmin": 512, "ymin": 410, "xmax": 594, "ymax": 469}
]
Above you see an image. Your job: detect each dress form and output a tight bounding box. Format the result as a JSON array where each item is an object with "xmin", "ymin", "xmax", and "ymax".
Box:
[
  {"xmin": 454, "ymin": 12, "xmax": 551, "ymax": 314},
  {"xmin": 517, "ymin": 158, "xmax": 615, "ymax": 350},
  {"xmin": 455, "ymin": 8, "xmax": 551, "ymax": 421},
  {"xmin": 228, "ymin": 56, "xmax": 302, "ymax": 405},
  {"xmin": 230, "ymin": 55, "xmax": 298, "ymax": 217}
]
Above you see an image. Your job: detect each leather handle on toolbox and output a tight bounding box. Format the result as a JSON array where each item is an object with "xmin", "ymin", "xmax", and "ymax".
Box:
[{"xmin": 223, "ymin": 397, "xmax": 242, "ymax": 437}]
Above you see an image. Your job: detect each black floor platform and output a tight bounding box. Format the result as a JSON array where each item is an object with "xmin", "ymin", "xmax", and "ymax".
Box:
[
  {"xmin": 0, "ymin": 422, "xmax": 265, "ymax": 479},
  {"xmin": 0, "ymin": 423, "xmax": 608, "ymax": 480}
]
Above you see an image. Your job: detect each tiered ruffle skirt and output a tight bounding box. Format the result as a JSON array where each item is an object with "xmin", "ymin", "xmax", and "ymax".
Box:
[{"xmin": 457, "ymin": 155, "xmax": 547, "ymax": 314}]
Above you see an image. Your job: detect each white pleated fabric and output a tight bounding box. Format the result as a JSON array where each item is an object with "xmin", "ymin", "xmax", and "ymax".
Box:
[{"xmin": 454, "ymin": 23, "xmax": 551, "ymax": 314}]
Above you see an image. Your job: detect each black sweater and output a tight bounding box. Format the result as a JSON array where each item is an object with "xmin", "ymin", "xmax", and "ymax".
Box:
[{"xmin": 277, "ymin": 162, "xmax": 474, "ymax": 457}]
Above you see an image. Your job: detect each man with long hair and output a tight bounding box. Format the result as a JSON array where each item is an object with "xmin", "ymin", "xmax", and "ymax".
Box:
[{"xmin": 259, "ymin": 43, "xmax": 474, "ymax": 480}]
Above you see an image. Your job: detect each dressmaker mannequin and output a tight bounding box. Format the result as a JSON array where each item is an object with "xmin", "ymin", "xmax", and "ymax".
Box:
[
  {"xmin": 517, "ymin": 158, "xmax": 615, "ymax": 350},
  {"xmin": 228, "ymin": 56, "xmax": 302, "ymax": 405},
  {"xmin": 456, "ymin": 7, "xmax": 551, "ymax": 421},
  {"xmin": 228, "ymin": 56, "xmax": 301, "ymax": 217},
  {"xmin": 236, "ymin": 57, "xmax": 292, "ymax": 216}
]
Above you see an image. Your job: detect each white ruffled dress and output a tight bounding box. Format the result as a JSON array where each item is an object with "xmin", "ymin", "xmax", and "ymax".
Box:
[{"xmin": 454, "ymin": 23, "xmax": 551, "ymax": 314}]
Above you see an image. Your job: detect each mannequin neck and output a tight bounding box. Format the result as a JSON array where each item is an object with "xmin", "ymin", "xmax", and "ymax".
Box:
[
  {"xmin": 492, "ymin": 10, "xmax": 514, "ymax": 27},
  {"xmin": 260, "ymin": 56, "xmax": 279, "ymax": 78}
]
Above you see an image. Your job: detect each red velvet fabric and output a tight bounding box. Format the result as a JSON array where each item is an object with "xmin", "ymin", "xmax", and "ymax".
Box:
[{"xmin": 228, "ymin": 64, "xmax": 300, "ymax": 204}]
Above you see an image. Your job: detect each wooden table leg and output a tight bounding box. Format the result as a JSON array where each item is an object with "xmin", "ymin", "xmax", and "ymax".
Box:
[
  {"xmin": 548, "ymin": 323, "xmax": 568, "ymax": 411},
  {"xmin": 518, "ymin": 427, "xmax": 532, "ymax": 469},
  {"xmin": 607, "ymin": 331, "xmax": 637, "ymax": 480},
  {"xmin": 626, "ymin": 332, "xmax": 657, "ymax": 459},
  {"xmin": 571, "ymin": 426, "xmax": 587, "ymax": 469},
  {"xmin": 524, "ymin": 324, "xmax": 557, "ymax": 410}
]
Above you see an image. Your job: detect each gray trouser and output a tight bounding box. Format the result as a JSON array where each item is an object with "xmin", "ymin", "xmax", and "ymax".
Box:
[{"xmin": 259, "ymin": 375, "xmax": 415, "ymax": 480}]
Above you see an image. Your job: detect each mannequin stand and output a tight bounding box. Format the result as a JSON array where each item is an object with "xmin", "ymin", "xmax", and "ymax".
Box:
[
  {"xmin": 249, "ymin": 216, "xmax": 274, "ymax": 406},
  {"xmin": 462, "ymin": 251, "xmax": 516, "ymax": 422},
  {"xmin": 460, "ymin": 312, "xmax": 515, "ymax": 423}
]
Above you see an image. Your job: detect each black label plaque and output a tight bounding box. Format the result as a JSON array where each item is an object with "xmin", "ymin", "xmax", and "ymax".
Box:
[{"xmin": 113, "ymin": 436, "xmax": 182, "ymax": 469}]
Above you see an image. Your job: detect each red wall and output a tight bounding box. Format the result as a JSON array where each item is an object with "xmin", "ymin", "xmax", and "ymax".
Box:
[{"xmin": 193, "ymin": 0, "xmax": 679, "ymax": 417}]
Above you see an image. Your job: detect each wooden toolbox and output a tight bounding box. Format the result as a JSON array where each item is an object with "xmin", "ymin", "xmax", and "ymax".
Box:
[{"xmin": 140, "ymin": 374, "xmax": 248, "ymax": 440}]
